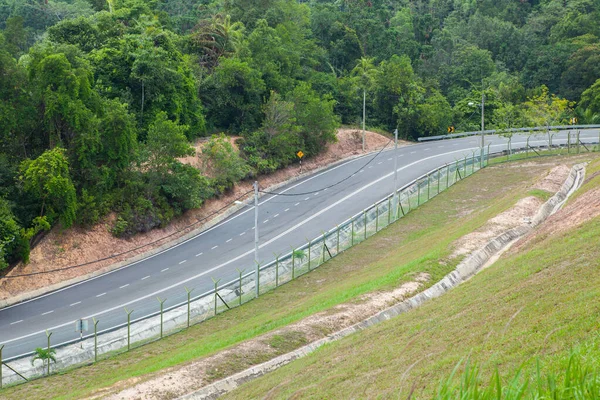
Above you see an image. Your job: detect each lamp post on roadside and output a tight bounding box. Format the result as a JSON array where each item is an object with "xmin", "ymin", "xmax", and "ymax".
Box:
[
  {"xmin": 469, "ymin": 90, "xmax": 485, "ymax": 166},
  {"xmin": 392, "ymin": 128, "xmax": 399, "ymax": 217},
  {"xmin": 253, "ymin": 181, "xmax": 259, "ymax": 297}
]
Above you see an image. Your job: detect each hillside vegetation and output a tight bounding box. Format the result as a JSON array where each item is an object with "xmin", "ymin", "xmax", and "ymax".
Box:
[{"xmin": 1, "ymin": 0, "xmax": 600, "ymax": 269}]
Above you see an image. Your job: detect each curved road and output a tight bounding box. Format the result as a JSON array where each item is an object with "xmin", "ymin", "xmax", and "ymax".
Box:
[{"xmin": 1, "ymin": 130, "xmax": 598, "ymax": 359}]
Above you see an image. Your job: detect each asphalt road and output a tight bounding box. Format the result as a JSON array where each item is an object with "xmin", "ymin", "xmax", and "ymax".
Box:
[{"xmin": 1, "ymin": 129, "xmax": 598, "ymax": 359}]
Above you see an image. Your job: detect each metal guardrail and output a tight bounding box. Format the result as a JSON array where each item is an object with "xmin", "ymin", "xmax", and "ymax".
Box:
[{"xmin": 417, "ymin": 125, "xmax": 600, "ymax": 142}]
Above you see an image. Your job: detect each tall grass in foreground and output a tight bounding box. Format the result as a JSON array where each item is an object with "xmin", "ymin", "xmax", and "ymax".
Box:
[{"xmin": 434, "ymin": 352, "xmax": 600, "ymax": 399}]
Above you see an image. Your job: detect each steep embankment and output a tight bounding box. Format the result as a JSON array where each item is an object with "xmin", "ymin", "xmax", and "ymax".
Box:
[
  {"xmin": 221, "ymin": 157, "xmax": 600, "ymax": 399},
  {"xmin": 0, "ymin": 129, "xmax": 397, "ymax": 303}
]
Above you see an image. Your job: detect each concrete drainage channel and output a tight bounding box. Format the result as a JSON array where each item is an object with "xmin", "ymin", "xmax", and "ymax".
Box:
[{"xmin": 179, "ymin": 163, "xmax": 586, "ymax": 400}]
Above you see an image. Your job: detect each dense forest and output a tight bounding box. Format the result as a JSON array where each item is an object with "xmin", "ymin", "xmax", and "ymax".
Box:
[{"xmin": 1, "ymin": 0, "xmax": 600, "ymax": 269}]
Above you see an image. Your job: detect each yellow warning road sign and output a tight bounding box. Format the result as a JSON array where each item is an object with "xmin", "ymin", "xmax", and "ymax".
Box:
[{"xmin": 297, "ymin": 151, "xmax": 304, "ymax": 159}]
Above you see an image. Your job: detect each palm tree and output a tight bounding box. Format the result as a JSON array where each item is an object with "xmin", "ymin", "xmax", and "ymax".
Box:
[
  {"xmin": 351, "ymin": 57, "xmax": 378, "ymax": 151},
  {"xmin": 31, "ymin": 347, "xmax": 57, "ymax": 376},
  {"xmin": 192, "ymin": 14, "xmax": 245, "ymax": 70}
]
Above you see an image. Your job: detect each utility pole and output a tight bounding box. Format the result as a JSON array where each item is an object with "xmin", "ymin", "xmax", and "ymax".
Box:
[
  {"xmin": 253, "ymin": 181, "xmax": 259, "ymax": 297},
  {"xmin": 393, "ymin": 128, "xmax": 398, "ymax": 217},
  {"xmin": 481, "ymin": 89, "xmax": 485, "ymax": 148},
  {"xmin": 362, "ymin": 89, "xmax": 366, "ymax": 152}
]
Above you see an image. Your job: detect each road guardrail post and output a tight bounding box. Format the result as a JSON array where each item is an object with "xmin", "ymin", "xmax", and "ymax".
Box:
[
  {"xmin": 363, "ymin": 210, "xmax": 367, "ymax": 239},
  {"xmin": 336, "ymin": 225, "xmax": 340, "ymax": 254},
  {"xmin": 568, "ymin": 131, "xmax": 571, "ymax": 153},
  {"xmin": 375, "ymin": 204, "xmax": 379, "ymax": 232}
]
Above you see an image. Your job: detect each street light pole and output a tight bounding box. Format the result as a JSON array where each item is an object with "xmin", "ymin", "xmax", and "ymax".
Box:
[
  {"xmin": 481, "ymin": 90, "xmax": 485, "ymax": 149},
  {"xmin": 393, "ymin": 128, "xmax": 398, "ymax": 217},
  {"xmin": 362, "ymin": 89, "xmax": 366, "ymax": 152},
  {"xmin": 253, "ymin": 181, "xmax": 259, "ymax": 297}
]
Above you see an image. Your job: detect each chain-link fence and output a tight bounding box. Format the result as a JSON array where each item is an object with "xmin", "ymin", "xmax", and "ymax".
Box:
[{"xmin": 3, "ymin": 134, "xmax": 596, "ymax": 387}]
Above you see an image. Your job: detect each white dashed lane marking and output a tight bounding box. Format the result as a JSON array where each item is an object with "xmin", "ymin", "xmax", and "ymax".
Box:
[
  {"xmin": 162, "ymin": 268, "xmax": 170, "ymax": 272},
  {"xmin": 284, "ymin": 208, "xmax": 290, "ymax": 212},
  {"xmin": 239, "ymin": 232, "xmax": 245, "ymax": 236},
  {"xmin": 70, "ymin": 301, "xmax": 81, "ymax": 306},
  {"xmin": 273, "ymin": 214, "xmax": 280, "ymax": 218},
  {"xmin": 179, "ymin": 260, "xmax": 187, "ymax": 265},
  {"xmin": 119, "ymin": 284, "xmax": 129, "ymax": 289},
  {"xmin": 294, "ymin": 202, "xmax": 300, "ymax": 206},
  {"xmin": 263, "ymin": 220, "xmax": 269, "ymax": 224},
  {"xmin": 211, "ymin": 245, "xmax": 218, "ymax": 250},
  {"xmin": 141, "ymin": 276, "xmax": 150, "ymax": 280},
  {"xmin": 377, "ymin": 162, "xmax": 382, "ymax": 165},
  {"xmin": 42, "ymin": 310, "xmax": 54, "ymax": 315},
  {"xmin": 226, "ymin": 238, "xmax": 232, "ymax": 243},
  {"xmin": 387, "ymin": 158, "xmax": 392, "ymax": 161},
  {"xmin": 304, "ymin": 197, "xmax": 310, "ymax": 201},
  {"xmin": 314, "ymin": 192, "xmax": 319, "ymax": 196},
  {"xmin": 196, "ymin": 252, "xmax": 203, "ymax": 256},
  {"xmin": 10, "ymin": 320, "xmax": 23, "ymax": 325},
  {"xmin": 410, "ymin": 151, "xmax": 416, "ymax": 154},
  {"xmin": 96, "ymin": 293, "xmax": 106, "ymax": 298}
]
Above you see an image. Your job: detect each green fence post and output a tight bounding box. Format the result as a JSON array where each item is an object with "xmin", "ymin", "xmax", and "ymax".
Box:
[
  {"xmin": 463, "ymin": 155, "xmax": 467, "ymax": 177},
  {"xmin": 446, "ymin": 164, "xmax": 450, "ymax": 189},
  {"xmin": 351, "ymin": 219, "xmax": 355, "ymax": 246},
  {"xmin": 307, "ymin": 239, "xmax": 312, "ymax": 271},
  {"xmin": 568, "ymin": 131, "xmax": 571, "ymax": 153},
  {"xmin": 274, "ymin": 254, "xmax": 279, "ymax": 287},
  {"xmin": 235, "ymin": 269, "xmax": 243, "ymax": 305},
  {"xmin": 487, "ymin": 144, "xmax": 490, "ymax": 166},
  {"xmin": 577, "ymin": 130, "xmax": 580, "ymax": 153},
  {"xmin": 471, "ymin": 151, "xmax": 475, "ymax": 174},
  {"xmin": 45, "ymin": 330, "xmax": 52, "ymax": 376},
  {"xmin": 93, "ymin": 318, "xmax": 99, "ymax": 362},
  {"xmin": 1, "ymin": 344, "xmax": 3, "ymax": 388},
  {"xmin": 417, "ymin": 180, "xmax": 421, "ymax": 206},
  {"xmin": 387, "ymin": 196, "xmax": 392, "ymax": 225},
  {"xmin": 336, "ymin": 225, "xmax": 340, "ymax": 254},
  {"xmin": 375, "ymin": 204, "xmax": 379, "ymax": 232},
  {"xmin": 124, "ymin": 308, "xmax": 133, "ymax": 351},
  {"xmin": 526, "ymin": 135, "xmax": 530, "ymax": 158},
  {"xmin": 437, "ymin": 169, "xmax": 440, "ymax": 194},
  {"xmin": 291, "ymin": 247, "xmax": 296, "ymax": 279},
  {"xmin": 212, "ymin": 278, "xmax": 221, "ymax": 315},
  {"xmin": 185, "ymin": 287, "xmax": 194, "ymax": 327},
  {"xmin": 363, "ymin": 210, "xmax": 367, "ymax": 239},
  {"xmin": 321, "ymin": 232, "xmax": 326, "ymax": 264},
  {"xmin": 427, "ymin": 174, "xmax": 430, "ymax": 200},
  {"xmin": 157, "ymin": 297, "xmax": 166, "ymax": 339}
]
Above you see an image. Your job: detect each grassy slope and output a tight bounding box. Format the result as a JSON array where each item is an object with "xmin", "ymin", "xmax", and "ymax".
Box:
[
  {"xmin": 224, "ymin": 157, "xmax": 600, "ymax": 399},
  {"xmin": 0, "ymin": 156, "xmax": 585, "ymax": 400}
]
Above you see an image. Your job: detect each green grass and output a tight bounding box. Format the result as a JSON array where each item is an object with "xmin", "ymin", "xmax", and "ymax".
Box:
[
  {"xmin": 0, "ymin": 156, "xmax": 586, "ymax": 400},
  {"xmin": 528, "ymin": 188, "xmax": 552, "ymax": 201},
  {"xmin": 223, "ymin": 156, "xmax": 600, "ymax": 400}
]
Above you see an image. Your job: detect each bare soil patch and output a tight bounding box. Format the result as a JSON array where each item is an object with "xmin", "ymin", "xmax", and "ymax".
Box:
[
  {"xmin": 0, "ymin": 129, "xmax": 406, "ymax": 301},
  {"xmin": 449, "ymin": 164, "xmax": 570, "ymax": 259},
  {"xmin": 92, "ymin": 273, "xmax": 429, "ymax": 400}
]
